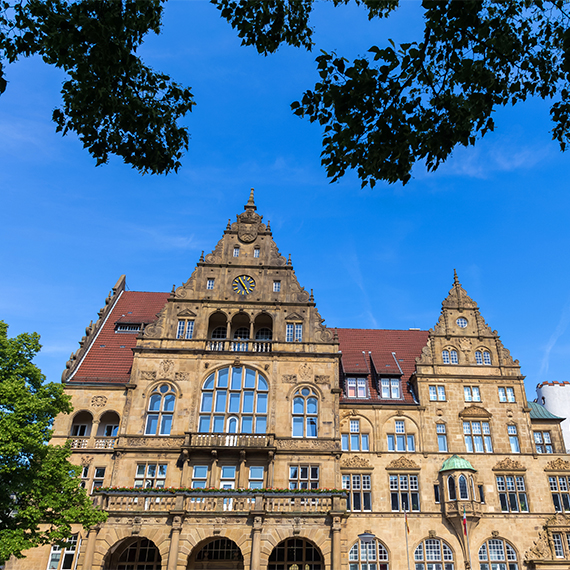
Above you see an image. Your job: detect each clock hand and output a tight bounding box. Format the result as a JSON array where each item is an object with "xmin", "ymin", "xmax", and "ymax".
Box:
[{"xmin": 238, "ymin": 276, "xmax": 249, "ymax": 293}]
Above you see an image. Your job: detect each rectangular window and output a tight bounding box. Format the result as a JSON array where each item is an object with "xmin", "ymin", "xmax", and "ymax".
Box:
[
  {"xmin": 347, "ymin": 378, "xmax": 356, "ymax": 398},
  {"xmin": 550, "ymin": 476, "xmax": 570, "ymax": 512},
  {"xmin": 176, "ymin": 320, "xmax": 185, "ymax": 339},
  {"xmin": 233, "ymin": 247, "xmax": 240, "ymax": 257},
  {"xmin": 553, "ymin": 534, "xmax": 564, "ymax": 558},
  {"xmin": 185, "ymin": 320, "xmax": 194, "ymax": 339},
  {"xmin": 496, "ymin": 475, "xmax": 528, "ymax": 513},
  {"xmin": 220, "ymin": 465, "xmax": 236, "ymax": 489},
  {"xmin": 357, "ymin": 379, "xmax": 367, "ymax": 398},
  {"xmin": 47, "ymin": 535, "xmax": 78, "ymax": 570},
  {"xmin": 342, "ymin": 474, "xmax": 372, "ymax": 512},
  {"xmin": 464, "ymin": 386, "xmax": 481, "ymax": 402},
  {"xmin": 253, "ymin": 248, "xmax": 260, "ymax": 258},
  {"xmin": 295, "ymin": 323, "xmax": 303, "ymax": 342},
  {"xmin": 343, "ymin": 420, "xmax": 369, "ymax": 452},
  {"xmin": 437, "ymin": 424, "xmax": 448, "ymax": 452},
  {"xmin": 286, "ymin": 323, "xmax": 294, "ymax": 342},
  {"xmin": 249, "ymin": 466, "xmax": 264, "ymax": 489},
  {"xmin": 381, "ymin": 378, "xmax": 390, "ymax": 398},
  {"xmin": 92, "ymin": 467, "xmax": 106, "ymax": 492},
  {"xmin": 289, "ymin": 465, "xmax": 319, "ymax": 490},
  {"xmin": 389, "ymin": 474, "xmax": 420, "ymax": 512},
  {"xmin": 207, "ymin": 278, "xmax": 215, "ymax": 290},
  {"xmin": 463, "ymin": 421, "xmax": 493, "ymax": 453},
  {"xmin": 478, "ymin": 485, "xmax": 485, "ymax": 504},
  {"xmin": 177, "ymin": 320, "xmax": 194, "ymax": 339},
  {"xmin": 508, "ymin": 425, "xmax": 520, "ymax": 453},
  {"xmin": 388, "ymin": 421, "xmax": 415, "ymax": 452},
  {"xmin": 273, "ymin": 281, "xmax": 281, "ymax": 292},
  {"xmin": 390, "ymin": 379, "xmax": 400, "ymax": 398},
  {"xmin": 437, "ymin": 386, "xmax": 446, "ymax": 401},
  {"xmin": 434, "ymin": 484, "xmax": 440, "ymax": 503},
  {"xmin": 429, "ymin": 386, "xmax": 437, "ymax": 401},
  {"xmin": 506, "ymin": 387, "xmax": 516, "ymax": 402},
  {"xmin": 192, "ymin": 465, "xmax": 208, "ymax": 489},
  {"xmin": 134, "ymin": 463, "xmax": 167, "ymax": 488},
  {"xmin": 534, "ymin": 431, "xmax": 554, "ymax": 453}
]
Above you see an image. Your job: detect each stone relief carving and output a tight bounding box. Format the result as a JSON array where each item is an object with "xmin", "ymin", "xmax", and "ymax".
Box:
[
  {"xmin": 545, "ymin": 458, "xmax": 570, "ymax": 471},
  {"xmin": 525, "ymin": 531, "xmax": 552, "ymax": 561},
  {"xmin": 282, "ymin": 375, "xmax": 297, "ymax": 384},
  {"xmin": 143, "ymin": 304, "xmax": 167, "ymax": 338},
  {"xmin": 458, "ymin": 338, "xmax": 472, "ymax": 354},
  {"xmin": 492, "ymin": 458, "xmax": 525, "ymax": 471},
  {"xmin": 160, "ymin": 360, "xmax": 174, "ymax": 375},
  {"xmin": 545, "ymin": 513, "xmax": 570, "ymax": 527},
  {"xmin": 140, "ymin": 371, "xmax": 157, "ymax": 381},
  {"xmin": 341, "ymin": 456, "xmax": 372, "ymax": 469},
  {"xmin": 177, "ymin": 308, "xmax": 196, "ymax": 317},
  {"xmin": 386, "ymin": 457, "xmax": 421, "ymax": 470},
  {"xmin": 91, "ymin": 395, "xmax": 107, "ymax": 408},
  {"xmin": 175, "ymin": 372, "xmax": 189, "ymax": 382},
  {"xmin": 175, "ymin": 268, "xmax": 198, "ymax": 298},
  {"xmin": 299, "ymin": 363, "xmax": 312, "ymax": 381},
  {"xmin": 237, "ymin": 207, "xmax": 262, "ymax": 243},
  {"xmin": 126, "ymin": 437, "xmax": 184, "ymax": 448},
  {"xmin": 315, "ymin": 375, "xmax": 330, "ymax": 384},
  {"xmin": 204, "ymin": 238, "xmax": 224, "ymax": 264},
  {"xmin": 459, "ymin": 405, "xmax": 492, "ymax": 418},
  {"xmin": 416, "ymin": 338, "xmax": 432, "ymax": 365},
  {"xmin": 81, "ymin": 455, "xmax": 93, "ymax": 465},
  {"xmin": 297, "ymin": 291, "xmax": 310, "ymax": 303},
  {"xmin": 275, "ymin": 439, "xmax": 340, "ymax": 451},
  {"xmin": 269, "ymin": 241, "xmax": 287, "ymax": 266}
]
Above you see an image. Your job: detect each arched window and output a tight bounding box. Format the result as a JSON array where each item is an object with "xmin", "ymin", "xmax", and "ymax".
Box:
[
  {"xmin": 414, "ymin": 539, "xmax": 454, "ymax": 570},
  {"xmin": 448, "ymin": 476, "xmax": 457, "ymax": 501},
  {"xmin": 233, "ymin": 327, "xmax": 249, "ymax": 339},
  {"xmin": 459, "ymin": 475, "xmax": 469, "ymax": 500},
  {"xmin": 478, "ymin": 538, "xmax": 518, "ymax": 570},
  {"xmin": 475, "ymin": 350, "xmax": 492, "ymax": 365},
  {"xmin": 268, "ymin": 538, "xmax": 322, "ymax": 570},
  {"xmin": 292, "ymin": 387, "xmax": 318, "ymax": 438},
  {"xmin": 442, "ymin": 350, "xmax": 450, "ymax": 364},
  {"xmin": 117, "ymin": 538, "xmax": 161, "ymax": 570},
  {"xmin": 255, "ymin": 327, "xmax": 272, "ymax": 340},
  {"xmin": 70, "ymin": 411, "xmax": 93, "ymax": 439},
  {"xmin": 442, "ymin": 349, "xmax": 458, "ymax": 364},
  {"xmin": 211, "ymin": 326, "xmax": 227, "ymax": 339},
  {"xmin": 198, "ymin": 366, "xmax": 268, "ymax": 434},
  {"xmin": 145, "ymin": 384, "xmax": 175, "ymax": 435},
  {"xmin": 349, "ymin": 538, "xmax": 389, "ymax": 569},
  {"xmin": 450, "ymin": 350, "xmax": 458, "ymax": 364}
]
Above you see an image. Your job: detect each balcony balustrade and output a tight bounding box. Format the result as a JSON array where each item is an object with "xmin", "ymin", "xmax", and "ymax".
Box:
[
  {"xmin": 205, "ymin": 340, "xmax": 272, "ymax": 353},
  {"xmin": 95, "ymin": 490, "xmax": 346, "ymax": 516},
  {"xmin": 186, "ymin": 433, "xmax": 274, "ymax": 449}
]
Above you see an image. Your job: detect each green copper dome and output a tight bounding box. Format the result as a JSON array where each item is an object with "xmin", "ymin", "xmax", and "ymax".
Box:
[{"xmin": 439, "ymin": 455, "xmax": 476, "ymax": 473}]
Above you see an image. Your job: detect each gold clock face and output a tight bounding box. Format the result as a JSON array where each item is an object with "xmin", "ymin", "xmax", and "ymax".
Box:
[{"xmin": 232, "ymin": 275, "xmax": 256, "ymax": 295}]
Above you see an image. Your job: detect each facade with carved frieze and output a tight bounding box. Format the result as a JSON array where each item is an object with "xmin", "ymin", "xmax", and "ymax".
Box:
[{"xmin": 8, "ymin": 192, "xmax": 570, "ymax": 570}]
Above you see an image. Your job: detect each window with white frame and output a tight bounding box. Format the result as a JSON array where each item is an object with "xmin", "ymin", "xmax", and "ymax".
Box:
[
  {"xmin": 134, "ymin": 463, "xmax": 167, "ymax": 488},
  {"xmin": 463, "ymin": 420, "xmax": 493, "ymax": 453},
  {"xmin": 437, "ymin": 423, "xmax": 448, "ymax": 452},
  {"xmin": 390, "ymin": 473, "xmax": 420, "ymax": 512},
  {"xmin": 552, "ymin": 534, "xmax": 565, "ymax": 558},
  {"xmin": 347, "ymin": 378, "xmax": 367, "ymax": 398},
  {"xmin": 220, "ymin": 465, "xmax": 236, "ymax": 489},
  {"xmin": 549, "ymin": 475, "xmax": 570, "ymax": 512},
  {"xmin": 289, "ymin": 465, "xmax": 319, "ymax": 489},
  {"xmin": 475, "ymin": 350, "xmax": 492, "ymax": 365},
  {"xmin": 387, "ymin": 420, "xmax": 415, "ymax": 452},
  {"xmin": 198, "ymin": 366, "xmax": 268, "ymax": 434},
  {"xmin": 192, "ymin": 465, "xmax": 208, "ymax": 488},
  {"xmin": 80, "ymin": 465, "xmax": 89, "ymax": 488},
  {"xmin": 534, "ymin": 431, "xmax": 554, "ymax": 453},
  {"xmin": 176, "ymin": 319, "xmax": 194, "ymax": 339},
  {"xmin": 273, "ymin": 280, "xmax": 281, "ymax": 292},
  {"xmin": 342, "ymin": 473, "xmax": 372, "ymax": 511},
  {"xmin": 496, "ymin": 475, "xmax": 528, "ymax": 512},
  {"xmin": 508, "ymin": 425, "xmax": 520, "ymax": 453},
  {"xmin": 478, "ymin": 538, "xmax": 518, "ymax": 570},
  {"xmin": 342, "ymin": 419, "xmax": 370, "ymax": 452},
  {"xmin": 286, "ymin": 322, "xmax": 303, "ymax": 342},
  {"xmin": 414, "ymin": 539, "xmax": 454, "ymax": 570},
  {"xmin": 233, "ymin": 246, "xmax": 240, "ymax": 257},
  {"xmin": 498, "ymin": 387, "xmax": 516, "ymax": 403},
  {"xmin": 464, "ymin": 386, "xmax": 481, "ymax": 402},
  {"xmin": 380, "ymin": 378, "xmax": 400, "ymax": 399},
  {"xmin": 46, "ymin": 535, "xmax": 78, "ymax": 570},
  {"xmin": 348, "ymin": 539, "xmax": 389, "ymax": 570},
  {"xmin": 249, "ymin": 466, "xmax": 264, "ymax": 489},
  {"xmin": 92, "ymin": 467, "xmax": 105, "ymax": 492},
  {"xmin": 429, "ymin": 385, "xmax": 446, "ymax": 401},
  {"xmin": 115, "ymin": 323, "xmax": 141, "ymax": 333},
  {"xmin": 292, "ymin": 387, "xmax": 318, "ymax": 437},
  {"xmin": 442, "ymin": 349, "xmax": 458, "ymax": 364},
  {"xmin": 253, "ymin": 248, "xmax": 260, "ymax": 258},
  {"xmin": 207, "ymin": 278, "xmax": 215, "ymax": 290},
  {"xmin": 145, "ymin": 383, "xmax": 176, "ymax": 435}
]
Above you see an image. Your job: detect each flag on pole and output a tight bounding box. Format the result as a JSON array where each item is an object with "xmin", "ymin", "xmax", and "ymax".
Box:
[
  {"xmin": 405, "ymin": 510, "xmax": 410, "ymax": 534},
  {"xmin": 462, "ymin": 506, "xmax": 467, "ymax": 536}
]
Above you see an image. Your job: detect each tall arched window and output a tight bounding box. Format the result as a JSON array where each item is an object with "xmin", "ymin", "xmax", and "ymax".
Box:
[
  {"xmin": 292, "ymin": 387, "xmax": 318, "ymax": 438},
  {"xmin": 478, "ymin": 538, "xmax": 518, "ymax": 570},
  {"xmin": 116, "ymin": 538, "xmax": 161, "ymax": 570},
  {"xmin": 145, "ymin": 384, "xmax": 175, "ymax": 435},
  {"xmin": 198, "ymin": 366, "xmax": 268, "ymax": 434},
  {"xmin": 448, "ymin": 476, "xmax": 457, "ymax": 501},
  {"xmin": 459, "ymin": 475, "xmax": 469, "ymax": 500},
  {"xmin": 414, "ymin": 539, "xmax": 454, "ymax": 570},
  {"xmin": 349, "ymin": 539, "xmax": 389, "ymax": 570}
]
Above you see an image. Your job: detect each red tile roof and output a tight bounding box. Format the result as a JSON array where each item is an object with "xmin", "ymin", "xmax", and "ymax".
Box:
[
  {"xmin": 336, "ymin": 328, "xmax": 429, "ymax": 404},
  {"xmin": 68, "ymin": 291, "xmax": 169, "ymax": 384}
]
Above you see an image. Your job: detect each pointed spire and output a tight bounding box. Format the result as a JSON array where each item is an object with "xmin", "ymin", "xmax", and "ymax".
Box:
[
  {"xmin": 245, "ymin": 187, "xmax": 257, "ymax": 210},
  {"xmin": 267, "ymin": 220, "xmax": 271, "ymax": 232},
  {"xmin": 442, "ymin": 270, "xmax": 476, "ymax": 309},
  {"xmin": 287, "ymin": 254, "xmax": 292, "ymax": 266},
  {"xmin": 453, "ymin": 268, "xmax": 459, "ymax": 286},
  {"xmin": 226, "ymin": 219, "xmax": 231, "ymax": 231},
  {"xmin": 309, "ymin": 289, "xmax": 314, "ymax": 302},
  {"xmin": 199, "ymin": 250, "xmax": 204, "ymax": 262}
]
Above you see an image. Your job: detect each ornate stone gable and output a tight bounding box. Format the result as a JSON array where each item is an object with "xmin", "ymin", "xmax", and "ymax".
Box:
[
  {"xmin": 385, "ymin": 457, "xmax": 421, "ymax": 471},
  {"xmin": 492, "ymin": 458, "xmax": 526, "ymax": 472},
  {"xmin": 441, "ymin": 271, "xmax": 478, "ymax": 310},
  {"xmin": 525, "ymin": 514, "xmax": 570, "ymax": 562}
]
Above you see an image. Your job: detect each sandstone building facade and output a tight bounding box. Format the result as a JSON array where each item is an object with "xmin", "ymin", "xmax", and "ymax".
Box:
[{"xmin": 9, "ymin": 192, "xmax": 570, "ymax": 570}]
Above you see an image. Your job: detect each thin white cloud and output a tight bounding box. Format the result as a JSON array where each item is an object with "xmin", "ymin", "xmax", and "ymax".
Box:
[{"xmin": 540, "ymin": 297, "xmax": 570, "ymax": 378}]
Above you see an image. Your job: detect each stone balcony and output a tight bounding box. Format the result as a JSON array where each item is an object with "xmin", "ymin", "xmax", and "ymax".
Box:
[
  {"xmin": 205, "ymin": 340, "xmax": 272, "ymax": 353},
  {"xmin": 442, "ymin": 499, "xmax": 482, "ymax": 520},
  {"xmin": 185, "ymin": 432, "xmax": 275, "ymax": 449},
  {"xmin": 68, "ymin": 436, "xmax": 118, "ymax": 450},
  {"xmin": 94, "ymin": 490, "xmax": 347, "ymax": 516}
]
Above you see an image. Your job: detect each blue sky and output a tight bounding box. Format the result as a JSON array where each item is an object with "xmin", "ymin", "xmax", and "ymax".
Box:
[{"xmin": 2, "ymin": 1, "xmax": 570, "ymax": 399}]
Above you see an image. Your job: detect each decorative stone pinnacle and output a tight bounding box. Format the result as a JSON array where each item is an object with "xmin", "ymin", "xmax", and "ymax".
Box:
[
  {"xmin": 226, "ymin": 219, "xmax": 231, "ymax": 230},
  {"xmin": 267, "ymin": 220, "xmax": 271, "ymax": 232},
  {"xmin": 199, "ymin": 250, "xmax": 204, "ymax": 262},
  {"xmin": 310, "ymin": 289, "xmax": 314, "ymax": 302},
  {"xmin": 287, "ymin": 254, "xmax": 292, "ymax": 266},
  {"xmin": 453, "ymin": 268, "xmax": 459, "ymax": 286},
  {"xmin": 245, "ymin": 188, "xmax": 256, "ymax": 210}
]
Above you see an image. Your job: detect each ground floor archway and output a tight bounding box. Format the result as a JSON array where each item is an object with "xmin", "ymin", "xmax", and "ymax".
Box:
[
  {"xmin": 103, "ymin": 537, "xmax": 161, "ymax": 570},
  {"xmin": 268, "ymin": 538, "xmax": 323, "ymax": 570},
  {"xmin": 187, "ymin": 537, "xmax": 244, "ymax": 569}
]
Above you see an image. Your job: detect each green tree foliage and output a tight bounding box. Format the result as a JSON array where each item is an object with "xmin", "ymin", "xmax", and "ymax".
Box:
[
  {"xmin": 0, "ymin": 0, "xmax": 194, "ymax": 174},
  {"xmin": 0, "ymin": 321, "xmax": 106, "ymax": 562}
]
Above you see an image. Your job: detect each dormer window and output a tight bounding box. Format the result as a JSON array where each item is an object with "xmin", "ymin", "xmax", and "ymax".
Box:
[
  {"xmin": 346, "ymin": 378, "xmax": 367, "ymax": 398},
  {"xmin": 380, "ymin": 378, "xmax": 400, "ymax": 399},
  {"xmin": 115, "ymin": 324, "xmax": 141, "ymax": 333},
  {"xmin": 233, "ymin": 247, "xmax": 240, "ymax": 257}
]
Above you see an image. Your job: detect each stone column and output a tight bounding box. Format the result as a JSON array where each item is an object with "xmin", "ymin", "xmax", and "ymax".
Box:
[
  {"xmin": 88, "ymin": 420, "xmax": 100, "ymax": 448},
  {"xmin": 332, "ymin": 516, "xmax": 342, "ymax": 570},
  {"xmin": 82, "ymin": 524, "xmax": 101, "ymax": 570},
  {"xmin": 250, "ymin": 515, "xmax": 263, "ymax": 570},
  {"xmin": 167, "ymin": 516, "xmax": 183, "ymax": 570}
]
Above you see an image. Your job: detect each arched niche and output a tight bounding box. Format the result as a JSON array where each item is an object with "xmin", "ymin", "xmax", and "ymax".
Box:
[
  {"xmin": 70, "ymin": 410, "xmax": 93, "ymax": 437},
  {"xmin": 96, "ymin": 411, "xmax": 120, "ymax": 437}
]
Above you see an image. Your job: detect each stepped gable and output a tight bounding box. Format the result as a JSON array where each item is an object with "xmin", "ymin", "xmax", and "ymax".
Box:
[
  {"xmin": 336, "ymin": 328, "xmax": 428, "ymax": 404},
  {"xmin": 68, "ymin": 291, "xmax": 169, "ymax": 383}
]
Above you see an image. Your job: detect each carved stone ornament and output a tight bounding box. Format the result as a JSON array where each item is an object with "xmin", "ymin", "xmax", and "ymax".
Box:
[
  {"xmin": 545, "ymin": 513, "xmax": 570, "ymax": 528},
  {"xmin": 340, "ymin": 455, "xmax": 372, "ymax": 469},
  {"xmin": 441, "ymin": 275, "xmax": 477, "ymax": 310},
  {"xmin": 126, "ymin": 437, "xmax": 185, "ymax": 448},
  {"xmin": 175, "ymin": 372, "xmax": 189, "ymax": 382},
  {"xmin": 283, "ymin": 374, "xmax": 297, "ymax": 384},
  {"xmin": 275, "ymin": 439, "xmax": 341, "ymax": 451},
  {"xmin": 459, "ymin": 405, "xmax": 492, "ymax": 418},
  {"xmin": 81, "ymin": 456, "xmax": 93, "ymax": 466},
  {"xmin": 237, "ymin": 207, "xmax": 262, "ymax": 243},
  {"xmin": 315, "ymin": 375, "xmax": 330, "ymax": 384},
  {"xmin": 299, "ymin": 363, "xmax": 312, "ymax": 381},
  {"xmin": 491, "ymin": 531, "xmax": 500, "ymax": 538},
  {"xmin": 428, "ymin": 530, "xmax": 437, "ymax": 539},
  {"xmin": 545, "ymin": 458, "xmax": 570, "ymax": 471},
  {"xmin": 525, "ymin": 530, "xmax": 552, "ymax": 561},
  {"xmin": 416, "ymin": 338, "xmax": 433, "ymax": 365},
  {"xmin": 492, "ymin": 458, "xmax": 526, "ymax": 472},
  {"xmin": 177, "ymin": 308, "xmax": 196, "ymax": 318},
  {"xmin": 386, "ymin": 457, "xmax": 421, "ymax": 471},
  {"xmin": 143, "ymin": 304, "xmax": 167, "ymax": 338},
  {"xmin": 91, "ymin": 395, "xmax": 107, "ymax": 408},
  {"xmin": 459, "ymin": 338, "xmax": 472, "ymax": 354},
  {"xmin": 204, "ymin": 238, "xmax": 224, "ymax": 264},
  {"xmin": 160, "ymin": 359, "xmax": 174, "ymax": 375},
  {"xmin": 175, "ymin": 268, "xmax": 198, "ymax": 298},
  {"xmin": 297, "ymin": 291, "xmax": 310, "ymax": 303},
  {"xmin": 140, "ymin": 371, "xmax": 157, "ymax": 381}
]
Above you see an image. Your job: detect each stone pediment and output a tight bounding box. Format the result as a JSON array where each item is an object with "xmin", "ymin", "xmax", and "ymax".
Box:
[
  {"xmin": 492, "ymin": 458, "xmax": 526, "ymax": 472},
  {"xmin": 545, "ymin": 458, "xmax": 570, "ymax": 471},
  {"xmin": 525, "ymin": 514, "xmax": 570, "ymax": 562},
  {"xmin": 285, "ymin": 312, "xmax": 304, "ymax": 322},
  {"xmin": 459, "ymin": 405, "xmax": 492, "ymax": 419},
  {"xmin": 386, "ymin": 457, "xmax": 420, "ymax": 471},
  {"xmin": 177, "ymin": 308, "xmax": 196, "ymax": 317},
  {"xmin": 340, "ymin": 455, "xmax": 373, "ymax": 470},
  {"xmin": 545, "ymin": 513, "xmax": 570, "ymax": 529}
]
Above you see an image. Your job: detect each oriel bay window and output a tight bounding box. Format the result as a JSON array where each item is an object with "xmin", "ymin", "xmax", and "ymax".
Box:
[
  {"xmin": 145, "ymin": 384, "xmax": 176, "ymax": 435},
  {"xmin": 496, "ymin": 475, "xmax": 529, "ymax": 512},
  {"xmin": 292, "ymin": 387, "xmax": 318, "ymax": 437},
  {"xmin": 342, "ymin": 473, "xmax": 371, "ymax": 511},
  {"xmin": 390, "ymin": 473, "xmax": 420, "ymax": 512},
  {"xmin": 198, "ymin": 366, "xmax": 268, "ymax": 434}
]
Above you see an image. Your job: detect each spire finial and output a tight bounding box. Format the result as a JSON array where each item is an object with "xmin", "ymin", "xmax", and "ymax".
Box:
[
  {"xmin": 199, "ymin": 250, "xmax": 204, "ymax": 262},
  {"xmin": 453, "ymin": 268, "xmax": 459, "ymax": 286},
  {"xmin": 245, "ymin": 188, "xmax": 256, "ymax": 210}
]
